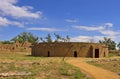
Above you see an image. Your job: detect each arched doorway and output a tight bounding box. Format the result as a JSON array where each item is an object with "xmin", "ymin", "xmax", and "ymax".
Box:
[
  {"xmin": 48, "ymin": 51, "xmax": 50, "ymax": 57},
  {"xmin": 74, "ymin": 51, "xmax": 77, "ymax": 57},
  {"xmin": 104, "ymin": 52, "xmax": 106, "ymax": 57},
  {"xmin": 95, "ymin": 49, "xmax": 99, "ymax": 58}
]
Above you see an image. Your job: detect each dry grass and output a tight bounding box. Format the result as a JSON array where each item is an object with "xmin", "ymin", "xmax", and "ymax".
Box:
[
  {"xmin": 87, "ymin": 58, "xmax": 120, "ymax": 76},
  {"xmin": 0, "ymin": 52, "xmax": 92, "ymax": 79}
]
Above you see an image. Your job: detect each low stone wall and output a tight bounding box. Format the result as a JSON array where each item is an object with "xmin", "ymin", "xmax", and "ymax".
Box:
[
  {"xmin": 87, "ymin": 58, "xmax": 120, "ymax": 63},
  {"xmin": 0, "ymin": 41, "xmax": 31, "ymax": 53}
]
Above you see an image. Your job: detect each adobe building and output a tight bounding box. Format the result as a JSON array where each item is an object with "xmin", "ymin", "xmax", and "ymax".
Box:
[
  {"xmin": 31, "ymin": 42, "xmax": 109, "ymax": 58},
  {"xmin": 0, "ymin": 41, "xmax": 31, "ymax": 53}
]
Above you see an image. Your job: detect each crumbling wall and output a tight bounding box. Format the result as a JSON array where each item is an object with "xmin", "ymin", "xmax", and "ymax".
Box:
[{"xmin": 0, "ymin": 41, "xmax": 31, "ymax": 53}]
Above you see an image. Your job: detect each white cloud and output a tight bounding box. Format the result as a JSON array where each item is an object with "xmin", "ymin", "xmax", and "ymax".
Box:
[
  {"xmin": 27, "ymin": 27, "xmax": 62, "ymax": 32},
  {"xmin": 72, "ymin": 22, "xmax": 120, "ymax": 42},
  {"xmin": 71, "ymin": 36, "xmax": 104, "ymax": 42},
  {"xmin": 100, "ymin": 30, "xmax": 120, "ymax": 40},
  {"xmin": 65, "ymin": 19, "xmax": 78, "ymax": 23},
  {"xmin": 0, "ymin": 17, "xmax": 24, "ymax": 27},
  {"xmin": 71, "ymin": 35, "xmax": 120, "ymax": 43},
  {"xmin": 71, "ymin": 36, "xmax": 92, "ymax": 42},
  {"xmin": 73, "ymin": 26, "xmax": 104, "ymax": 31},
  {"xmin": 100, "ymin": 30, "xmax": 120, "ymax": 36},
  {"xmin": 73, "ymin": 23, "xmax": 113, "ymax": 31},
  {"xmin": 104, "ymin": 23, "xmax": 113, "ymax": 27},
  {"xmin": 0, "ymin": 17, "xmax": 9, "ymax": 26},
  {"xmin": 21, "ymin": 6, "xmax": 34, "ymax": 11},
  {"xmin": 0, "ymin": 0, "xmax": 41, "ymax": 18}
]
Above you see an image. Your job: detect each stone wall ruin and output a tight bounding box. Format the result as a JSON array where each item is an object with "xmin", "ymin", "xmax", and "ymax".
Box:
[{"xmin": 0, "ymin": 41, "xmax": 31, "ymax": 53}]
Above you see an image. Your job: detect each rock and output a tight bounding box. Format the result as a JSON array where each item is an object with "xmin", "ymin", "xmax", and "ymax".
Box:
[
  {"xmin": 0, "ymin": 71, "xmax": 32, "ymax": 77},
  {"xmin": 117, "ymin": 72, "xmax": 120, "ymax": 76},
  {"xmin": 32, "ymin": 62, "xmax": 40, "ymax": 65}
]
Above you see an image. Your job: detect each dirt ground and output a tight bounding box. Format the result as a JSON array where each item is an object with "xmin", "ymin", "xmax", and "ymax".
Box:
[
  {"xmin": 87, "ymin": 58, "xmax": 120, "ymax": 74},
  {"xmin": 66, "ymin": 58, "xmax": 120, "ymax": 79}
]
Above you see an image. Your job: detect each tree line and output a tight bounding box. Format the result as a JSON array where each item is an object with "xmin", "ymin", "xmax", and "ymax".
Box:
[
  {"xmin": 1, "ymin": 32, "xmax": 120, "ymax": 50},
  {"xmin": 99, "ymin": 37, "xmax": 120, "ymax": 50},
  {"xmin": 1, "ymin": 32, "xmax": 70, "ymax": 44}
]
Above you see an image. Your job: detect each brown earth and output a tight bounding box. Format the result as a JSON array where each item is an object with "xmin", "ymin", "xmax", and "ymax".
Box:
[
  {"xmin": 87, "ymin": 58, "xmax": 120, "ymax": 74},
  {"xmin": 66, "ymin": 58, "xmax": 120, "ymax": 79}
]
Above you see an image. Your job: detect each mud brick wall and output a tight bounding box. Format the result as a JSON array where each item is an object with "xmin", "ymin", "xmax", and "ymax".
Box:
[
  {"xmin": 0, "ymin": 41, "xmax": 31, "ymax": 53},
  {"xmin": 31, "ymin": 42, "xmax": 109, "ymax": 58}
]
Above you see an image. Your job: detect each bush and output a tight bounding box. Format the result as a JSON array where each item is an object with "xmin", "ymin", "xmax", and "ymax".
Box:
[{"xmin": 109, "ymin": 50, "xmax": 120, "ymax": 57}]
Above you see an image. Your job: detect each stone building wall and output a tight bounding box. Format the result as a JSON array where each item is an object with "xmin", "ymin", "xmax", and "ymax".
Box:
[
  {"xmin": 31, "ymin": 42, "xmax": 109, "ymax": 58},
  {"xmin": 0, "ymin": 41, "xmax": 31, "ymax": 53}
]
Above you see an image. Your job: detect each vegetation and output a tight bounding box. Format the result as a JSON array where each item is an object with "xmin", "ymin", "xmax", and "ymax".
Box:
[
  {"xmin": 0, "ymin": 53, "xmax": 92, "ymax": 79},
  {"xmin": 1, "ymin": 32, "xmax": 120, "ymax": 55},
  {"xmin": 99, "ymin": 37, "xmax": 116, "ymax": 50},
  {"xmin": 117, "ymin": 42, "xmax": 120, "ymax": 50},
  {"xmin": 45, "ymin": 34, "xmax": 52, "ymax": 42},
  {"xmin": 87, "ymin": 58, "xmax": 120, "ymax": 75},
  {"xmin": 1, "ymin": 40, "xmax": 13, "ymax": 44},
  {"xmin": 40, "ymin": 33, "xmax": 70, "ymax": 42},
  {"xmin": 11, "ymin": 32, "xmax": 39, "ymax": 43},
  {"xmin": 54, "ymin": 33, "xmax": 63, "ymax": 42},
  {"xmin": 66, "ymin": 35, "xmax": 70, "ymax": 42},
  {"xmin": 108, "ymin": 50, "xmax": 120, "ymax": 57}
]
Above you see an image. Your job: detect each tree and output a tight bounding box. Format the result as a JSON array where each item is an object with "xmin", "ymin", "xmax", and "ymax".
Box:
[
  {"xmin": 117, "ymin": 42, "xmax": 120, "ymax": 50},
  {"xmin": 54, "ymin": 33, "xmax": 63, "ymax": 42},
  {"xmin": 99, "ymin": 37, "xmax": 116, "ymax": 50},
  {"xmin": 11, "ymin": 32, "xmax": 39, "ymax": 43},
  {"xmin": 40, "ymin": 37, "xmax": 45, "ymax": 42},
  {"xmin": 110, "ymin": 41, "xmax": 116, "ymax": 50},
  {"xmin": 45, "ymin": 34, "xmax": 52, "ymax": 42},
  {"xmin": 54, "ymin": 33, "xmax": 70, "ymax": 42},
  {"xmin": 2, "ymin": 40, "xmax": 13, "ymax": 44},
  {"xmin": 66, "ymin": 35, "xmax": 70, "ymax": 42}
]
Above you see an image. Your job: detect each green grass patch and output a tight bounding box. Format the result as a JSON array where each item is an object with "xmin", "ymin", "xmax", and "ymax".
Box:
[
  {"xmin": 0, "ymin": 52, "xmax": 92, "ymax": 79},
  {"xmin": 60, "ymin": 62, "xmax": 88, "ymax": 79}
]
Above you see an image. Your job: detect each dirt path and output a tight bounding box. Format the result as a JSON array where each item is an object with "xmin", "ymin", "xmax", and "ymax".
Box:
[{"xmin": 66, "ymin": 58, "xmax": 120, "ymax": 79}]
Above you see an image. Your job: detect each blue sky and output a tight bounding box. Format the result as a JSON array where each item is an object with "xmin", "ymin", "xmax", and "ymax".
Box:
[{"xmin": 0, "ymin": 0, "xmax": 120, "ymax": 42}]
